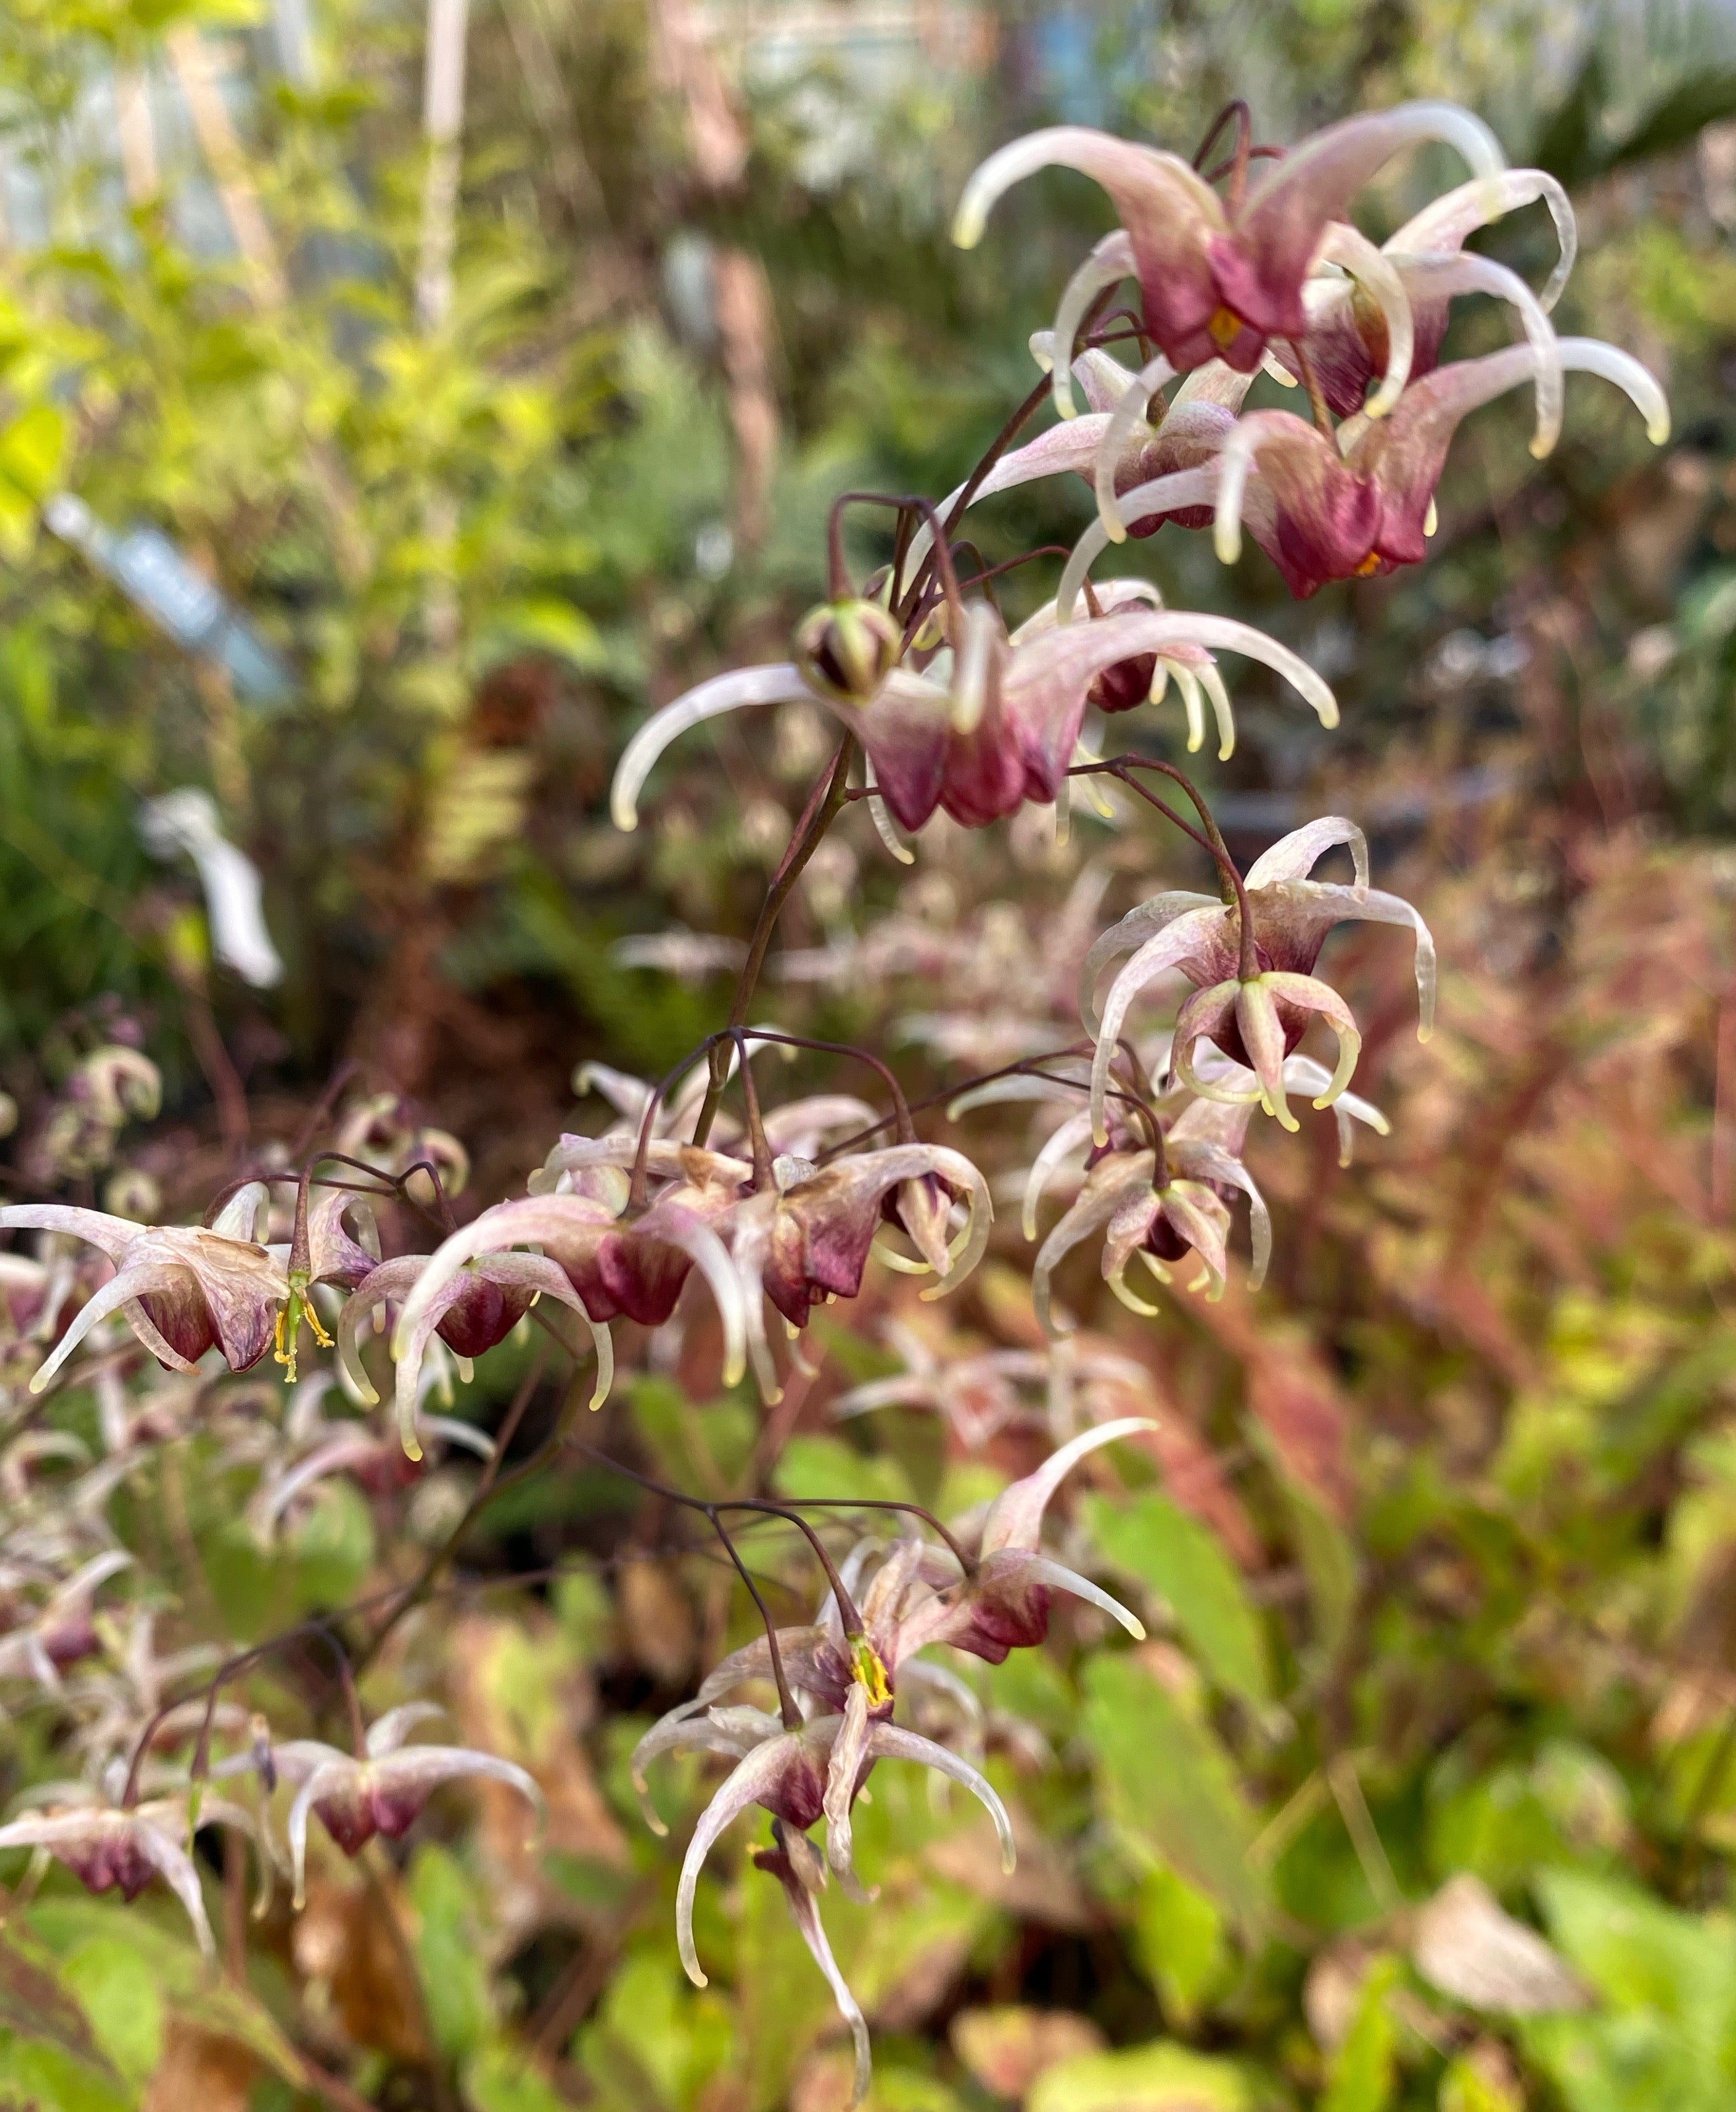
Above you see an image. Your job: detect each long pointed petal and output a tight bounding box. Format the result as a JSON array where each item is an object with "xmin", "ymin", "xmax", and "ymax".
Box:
[
  {"xmin": 1057, "ymin": 467, "xmax": 1220, "ymax": 619},
  {"xmin": 612, "ymin": 664, "xmax": 815, "ymax": 830},
  {"xmin": 980, "ymin": 1414, "xmax": 1159, "ymax": 1554},
  {"xmin": 1390, "ymin": 169, "xmax": 1576, "ymax": 313},
  {"xmin": 1088, "ymin": 911, "xmax": 1226, "ymax": 1142},
  {"xmin": 1094, "ymin": 352, "xmax": 1176, "ymax": 538},
  {"xmin": 1023, "ymin": 1554, "xmax": 1147, "ymax": 1639},
  {"xmin": 954, "ymin": 128, "xmax": 1217, "ymax": 251},
  {"xmin": 31, "ymin": 1261, "xmax": 192, "ymax": 1394},
  {"xmin": 1394, "ymin": 250, "xmax": 1562, "ymax": 455},
  {"xmin": 1044, "ymin": 229, "xmax": 1137, "ymax": 416},
  {"xmin": 0, "ymin": 1205, "xmax": 139, "ymax": 1265},
  {"xmin": 1022, "ymin": 1110, "xmax": 1098, "ymax": 1242},
  {"xmin": 1316, "ymin": 222, "xmax": 1413, "ymax": 418},
  {"xmin": 134, "ymin": 1820, "xmax": 217, "ymax": 1957},
  {"xmin": 1032, "ymin": 1162, "xmax": 1151, "ymax": 1338},
  {"xmin": 867, "ymin": 1723, "xmax": 1017, "ymax": 1871},
  {"xmin": 1079, "ymin": 895, "xmax": 1219, "ymax": 1036},
  {"xmin": 677, "ymin": 1727, "xmax": 835, "ymax": 1987},
  {"xmin": 1245, "ymin": 817, "xmax": 1369, "ymax": 890}
]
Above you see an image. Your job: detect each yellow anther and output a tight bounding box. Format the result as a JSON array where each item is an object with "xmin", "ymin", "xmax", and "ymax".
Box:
[{"xmin": 850, "ymin": 1635, "xmax": 891, "ymax": 1708}]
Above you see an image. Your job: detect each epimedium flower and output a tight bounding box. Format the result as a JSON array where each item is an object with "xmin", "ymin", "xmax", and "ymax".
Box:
[
  {"xmin": 1081, "ymin": 817, "xmax": 1436, "ymax": 1142},
  {"xmin": 270, "ymin": 1702, "xmax": 543, "ymax": 1906},
  {"xmin": 1273, "ymin": 168, "xmax": 1576, "ymax": 424},
  {"xmin": 0, "ymin": 1551, "xmax": 133, "ymax": 1692},
  {"xmin": 952, "ymin": 102, "xmax": 1501, "ymax": 383},
  {"xmin": 1025, "ymin": 1104, "xmax": 1273, "ymax": 1324},
  {"xmin": 1211, "ymin": 336, "xmax": 1669, "ymax": 596},
  {"xmin": 387, "ymin": 1143, "xmax": 751, "ymax": 1415},
  {"xmin": 0, "ymin": 1184, "xmax": 377, "ymax": 1394},
  {"xmin": 611, "ymin": 595, "xmax": 1337, "ymax": 839},
  {"xmin": 728, "ymin": 1142, "xmax": 993, "ymax": 1400},
  {"xmin": 338, "ymin": 1246, "xmax": 611, "ymax": 1459},
  {"xmin": 901, "ymin": 1419, "xmax": 1158, "ymax": 1665},
  {"xmin": 668, "ymin": 1705, "xmax": 1014, "ymax": 1990},
  {"xmin": 0, "ymin": 1778, "xmax": 262, "ymax": 1955}
]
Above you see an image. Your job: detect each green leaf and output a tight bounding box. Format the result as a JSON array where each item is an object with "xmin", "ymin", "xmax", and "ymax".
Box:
[
  {"xmin": 0, "ymin": 2030, "xmax": 131, "ymax": 2112},
  {"xmin": 465, "ymin": 2040, "xmax": 572, "ymax": 2112},
  {"xmin": 1525, "ymin": 1871, "xmax": 1736, "ymax": 2112},
  {"xmin": 1028, "ymin": 2039, "xmax": 1250, "ymax": 2112},
  {"xmin": 409, "ymin": 1844, "xmax": 496, "ymax": 2062},
  {"xmin": 773, "ymin": 1433, "xmax": 915, "ymax": 1507},
  {"xmin": 0, "ymin": 1926, "xmax": 117, "ymax": 2086},
  {"xmin": 1322, "ymin": 1956, "xmax": 1400, "ymax": 2112},
  {"xmin": 1086, "ymin": 1491, "xmax": 1271, "ymax": 1707},
  {"xmin": 1133, "ymin": 1865, "xmax": 1228, "ymax": 2029},
  {"xmin": 1082, "ymin": 1654, "xmax": 1267, "ymax": 1934},
  {"xmin": 61, "ymin": 1934, "xmax": 163, "ymax": 2086},
  {"xmin": 0, "ymin": 402, "xmax": 66, "ymax": 502}
]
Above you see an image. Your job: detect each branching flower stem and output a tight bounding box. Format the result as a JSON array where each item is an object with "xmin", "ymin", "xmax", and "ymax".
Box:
[{"xmin": 1074, "ymin": 755, "xmax": 1258, "ymax": 979}]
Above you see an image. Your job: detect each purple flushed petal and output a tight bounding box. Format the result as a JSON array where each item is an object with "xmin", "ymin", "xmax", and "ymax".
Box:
[
  {"xmin": 754, "ymin": 1831, "xmax": 872, "ymax": 2109},
  {"xmin": 677, "ymin": 1721, "xmax": 841, "ymax": 1986}
]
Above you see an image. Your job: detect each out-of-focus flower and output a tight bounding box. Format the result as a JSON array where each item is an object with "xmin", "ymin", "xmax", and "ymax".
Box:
[
  {"xmin": 1083, "ymin": 819, "xmax": 1434, "ymax": 1140},
  {"xmin": 611, "ymin": 603, "xmax": 1335, "ymax": 838},
  {"xmin": 36, "ymin": 1047, "xmax": 161, "ymax": 1180},
  {"xmin": 139, "ymin": 788, "xmax": 283, "ymax": 988},
  {"xmin": 0, "ymin": 1780, "xmax": 260, "ymax": 1954},
  {"xmin": 0, "ymin": 1185, "xmax": 375, "ymax": 1392},
  {"xmin": 270, "ymin": 1703, "xmax": 543, "ymax": 1905},
  {"xmin": 245, "ymin": 1386, "xmax": 494, "ymax": 1542},
  {"xmin": 333, "ymin": 1094, "xmax": 470, "ymax": 1197},
  {"xmin": 954, "ymin": 103, "xmax": 1499, "ymax": 381},
  {"xmin": 0, "ymin": 1551, "xmax": 133, "ymax": 1692}
]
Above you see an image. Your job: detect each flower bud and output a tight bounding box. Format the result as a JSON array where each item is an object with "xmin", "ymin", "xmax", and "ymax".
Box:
[
  {"xmin": 1089, "ymin": 651, "xmax": 1157, "ymax": 714},
  {"xmin": 793, "ymin": 598, "xmax": 902, "ymax": 705}
]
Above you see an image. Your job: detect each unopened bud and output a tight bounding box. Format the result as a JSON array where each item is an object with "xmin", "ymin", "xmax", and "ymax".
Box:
[
  {"xmin": 1089, "ymin": 650, "xmax": 1158, "ymax": 715},
  {"xmin": 793, "ymin": 598, "xmax": 902, "ymax": 705}
]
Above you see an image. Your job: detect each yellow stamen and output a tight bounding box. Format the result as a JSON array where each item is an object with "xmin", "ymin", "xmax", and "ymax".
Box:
[
  {"xmin": 850, "ymin": 1635, "xmax": 891, "ymax": 1708},
  {"xmin": 274, "ymin": 1282, "xmax": 333, "ymax": 1382},
  {"xmin": 1207, "ymin": 305, "xmax": 1242, "ymax": 351},
  {"xmin": 1355, "ymin": 550, "xmax": 1382, "ymax": 576}
]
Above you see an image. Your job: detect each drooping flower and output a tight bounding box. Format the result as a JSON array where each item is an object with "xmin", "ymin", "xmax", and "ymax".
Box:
[
  {"xmin": 338, "ymin": 1246, "xmax": 611, "ymax": 1458},
  {"xmin": 902, "ymin": 1419, "xmax": 1158, "ymax": 1664},
  {"xmin": 0, "ymin": 1782, "xmax": 261, "ymax": 1954},
  {"xmin": 0, "ymin": 1551, "xmax": 133, "ymax": 1692},
  {"xmin": 245, "ymin": 1392, "xmax": 496, "ymax": 1542},
  {"xmin": 1211, "ymin": 338, "xmax": 1669, "ymax": 595},
  {"xmin": 667, "ymin": 1705, "xmax": 1013, "ymax": 1988},
  {"xmin": 610, "ymin": 599, "xmax": 1336, "ymax": 839},
  {"xmin": 953, "ymin": 103, "xmax": 1501, "ymax": 382},
  {"xmin": 1275, "ymin": 169, "xmax": 1576, "ymax": 424},
  {"xmin": 389, "ymin": 1145, "xmax": 751, "ymax": 1405},
  {"xmin": 1026, "ymin": 1104, "xmax": 1272, "ymax": 1323},
  {"xmin": 727, "ymin": 1142, "xmax": 992, "ymax": 1398},
  {"xmin": 1082, "ymin": 818, "xmax": 1435, "ymax": 1141},
  {"xmin": 0, "ymin": 1185, "xmax": 376, "ymax": 1393},
  {"xmin": 270, "ymin": 1703, "xmax": 543, "ymax": 1905}
]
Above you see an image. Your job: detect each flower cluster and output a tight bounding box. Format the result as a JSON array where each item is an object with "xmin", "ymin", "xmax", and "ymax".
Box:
[{"xmin": 0, "ymin": 89, "xmax": 1670, "ymax": 2109}]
